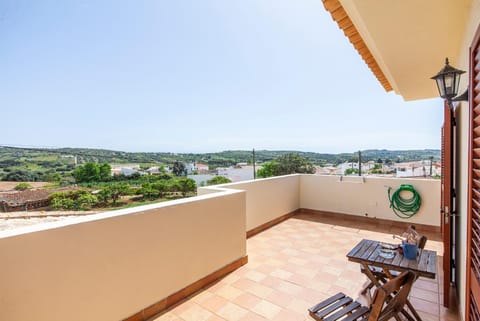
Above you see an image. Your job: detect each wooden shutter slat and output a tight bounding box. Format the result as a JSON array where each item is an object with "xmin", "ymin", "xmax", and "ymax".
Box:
[{"xmin": 468, "ymin": 23, "xmax": 480, "ymax": 321}]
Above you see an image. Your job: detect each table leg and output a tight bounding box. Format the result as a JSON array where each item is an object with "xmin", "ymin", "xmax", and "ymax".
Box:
[{"xmin": 360, "ymin": 262, "xmax": 383, "ymax": 288}]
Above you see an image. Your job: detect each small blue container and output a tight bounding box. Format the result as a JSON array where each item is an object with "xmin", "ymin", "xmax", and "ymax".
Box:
[{"xmin": 401, "ymin": 241, "xmax": 418, "ymax": 260}]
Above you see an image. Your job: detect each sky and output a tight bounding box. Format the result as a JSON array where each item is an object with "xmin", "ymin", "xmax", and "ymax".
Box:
[{"xmin": 0, "ymin": 0, "xmax": 444, "ymax": 154}]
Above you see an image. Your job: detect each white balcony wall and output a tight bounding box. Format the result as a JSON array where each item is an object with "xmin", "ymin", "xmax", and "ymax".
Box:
[
  {"xmin": 0, "ymin": 174, "xmax": 441, "ymax": 321},
  {"xmin": 199, "ymin": 175, "xmax": 300, "ymax": 232},
  {"xmin": 0, "ymin": 190, "xmax": 246, "ymax": 321},
  {"xmin": 300, "ymin": 175, "xmax": 440, "ymax": 226}
]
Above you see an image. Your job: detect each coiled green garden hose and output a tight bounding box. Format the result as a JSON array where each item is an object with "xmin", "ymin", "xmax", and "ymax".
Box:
[{"xmin": 388, "ymin": 184, "xmax": 422, "ymax": 219}]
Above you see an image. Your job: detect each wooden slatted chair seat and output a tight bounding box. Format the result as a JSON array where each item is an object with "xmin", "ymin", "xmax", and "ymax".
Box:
[{"xmin": 309, "ymin": 271, "xmax": 416, "ymax": 321}]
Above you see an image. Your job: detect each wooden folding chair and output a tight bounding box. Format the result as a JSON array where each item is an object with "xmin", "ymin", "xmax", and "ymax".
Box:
[
  {"xmin": 308, "ymin": 270, "xmax": 416, "ymax": 321},
  {"xmin": 360, "ymin": 233, "xmax": 427, "ymax": 294}
]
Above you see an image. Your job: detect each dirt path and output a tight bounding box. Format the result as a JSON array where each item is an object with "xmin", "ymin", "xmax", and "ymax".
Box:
[
  {"xmin": 0, "ymin": 210, "xmax": 101, "ymax": 231},
  {"xmin": 0, "ymin": 181, "xmax": 50, "ymax": 192}
]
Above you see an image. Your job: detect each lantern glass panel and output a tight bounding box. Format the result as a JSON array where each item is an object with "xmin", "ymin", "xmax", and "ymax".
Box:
[
  {"xmin": 435, "ymin": 77, "xmax": 445, "ymax": 98},
  {"xmin": 444, "ymin": 74, "xmax": 455, "ymax": 97}
]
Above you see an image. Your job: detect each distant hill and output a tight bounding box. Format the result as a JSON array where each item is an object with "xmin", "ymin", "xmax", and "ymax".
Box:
[{"xmin": 0, "ymin": 145, "xmax": 440, "ymax": 181}]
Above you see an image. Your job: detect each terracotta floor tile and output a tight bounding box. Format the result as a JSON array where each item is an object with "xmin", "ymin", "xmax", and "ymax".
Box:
[
  {"xmin": 321, "ymin": 265, "xmax": 343, "ymax": 276},
  {"xmin": 149, "ymin": 312, "xmax": 184, "ymax": 321},
  {"xmin": 232, "ymin": 292, "xmax": 263, "ymax": 310},
  {"xmin": 213, "ymin": 284, "xmax": 243, "ymax": 301},
  {"xmin": 273, "ymin": 279, "xmax": 304, "ymax": 296},
  {"xmin": 270, "ymin": 268, "xmax": 293, "ymax": 280},
  {"xmin": 176, "ymin": 303, "xmax": 214, "ymax": 321},
  {"xmin": 205, "ymin": 315, "xmax": 226, "ymax": 321},
  {"xmin": 200, "ymin": 294, "xmax": 230, "ymax": 313},
  {"xmin": 296, "ymin": 287, "xmax": 328, "ymax": 303},
  {"xmin": 152, "ymin": 213, "xmax": 451, "ymax": 321},
  {"xmin": 237, "ymin": 311, "xmax": 268, "ymax": 321},
  {"xmin": 245, "ymin": 282, "xmax": 275, "ymax": 299},
  {"xmin": 270, "ymin": 308, "xmax": 307, "ymax": 321},
  {"xmin": 416, "ymin": 311, "xmax": 441, "ymax": 321},
  {"xmin": 244, "ymin": 270, "xmax": 267, "ymax": 283},
  {"xmin": 409, "ymin": 297, "xmax": 440, "ymax": 316},
  {"xmin": 286, "ymin": 297, "xmax": 312, "ymax": 315},
  {"xmin": 216, "ymin": 302, "xmax": 249, "ymax": 321},
  {"xmin": 411, "ymin": 287, "xmax": 440, "ymax": 304},
  {"xmin": 265, "ymin": 290, "xmax": 296, "ymax": 307},
  {"xmin": 191, "ymin": 290, "xmax": 214, "ymax": 304},
  {"xmin": 251, "ymin": 300, "xmax": 282, "ymax": 319}
]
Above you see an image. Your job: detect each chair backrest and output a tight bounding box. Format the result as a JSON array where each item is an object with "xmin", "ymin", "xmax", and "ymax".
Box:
[
  {"xmin": 367, "ymin": 271, "xmax": 416, "ymax": 321},
  {"xmin": 418, "ymin": 235, "xmax": 428, "ymax": 249},
  {"xmin": 408, "ymin": 225, "xmax": 428, "ymax": 249}
]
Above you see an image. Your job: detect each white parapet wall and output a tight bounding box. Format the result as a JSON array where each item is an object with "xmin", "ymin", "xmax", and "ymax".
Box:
[
  {"xmin": 300, "ymin": 175, "xmax": 440, "ymax": 227},
  {"xmin": 0, "ymin": 190, "xmax": 246, "ymax": 321},
  {"xmin": 199, "ymin": 174, "xmax": 301, "ymax": 232},
  {"xmin": 0, "ymin": 174, "xmax": 441, "ymax": 321}
]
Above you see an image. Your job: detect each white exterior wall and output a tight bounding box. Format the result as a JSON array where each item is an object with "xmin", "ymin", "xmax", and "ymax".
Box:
[
  {"xmin": 300, "ymin": 175, "xmax": 440, "ymax": 226},
  {"xmin": 199, "ymin": 175, "xmax": 300, "ymax": 231},
  {"xmin": 0, "ymin": 174, "xmax": 443, "ymax": 321},
  {"xmin": 200, "ymin": 174, "xmax": 440, "ymax": 233},
  {"xmin": 0, "ymin": 191, "xmax": 246, "ymax": 321}
]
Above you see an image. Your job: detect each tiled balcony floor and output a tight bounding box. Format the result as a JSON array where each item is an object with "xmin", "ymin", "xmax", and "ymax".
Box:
[{"xmin": 151, "ymin": 213, "xmax": 458, "ymax": 321}]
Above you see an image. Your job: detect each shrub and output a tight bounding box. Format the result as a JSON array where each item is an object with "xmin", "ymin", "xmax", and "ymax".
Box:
[
  {"xmin": 206, "ymin": 176, "xmax": 231, "ymax": 186},
  {"xmin": 14, "ymin": 183, "xmax": 33, "ymax": 191},
  {"xmin": 49, "ymin": 190, "xmax": 98, "ymax": 210}
]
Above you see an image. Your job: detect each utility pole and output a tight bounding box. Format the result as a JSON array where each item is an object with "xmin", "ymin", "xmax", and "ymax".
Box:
[
  {"xmin": 358, "ymin": 150, "xmax": 362, "ymax": 176},
  {"xmin": 253, "ymin": 148, "xmax": 256, "ymax": 179}
]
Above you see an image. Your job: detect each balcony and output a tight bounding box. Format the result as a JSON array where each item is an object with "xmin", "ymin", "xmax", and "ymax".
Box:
[{"xmin": 0, "ymin": 174, "xmax": 449, "ymax": 321}]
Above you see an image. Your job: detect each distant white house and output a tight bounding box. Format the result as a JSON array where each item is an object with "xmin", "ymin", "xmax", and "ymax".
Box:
[
  {"xmin": 394, "ymin": 161, "xmax": 441, "ymax": 178},
  {"xmin": 315, "ymin": 166, "xmax": 336, "ymax": 175},
  {"xmin": 146, "ymin": 167, "xmax": 161, "ymax": 175},
  {"xmin": 216, "ymin": 165, "xmax": 257, "ymax": 182},
  {"xmin": 110, "ymin": 164, "xmax": 141, "ymax": 176},
  {"xmin": 336, "ymin": 162, "xmax": 360, "ymax": 175},
  {"xmin": 195, "ymin": 163, "xmax": 209, "ymax": 173},
  {"xmin": 185, "ymin": 163, "xmax": 195, "ymax": 175}
]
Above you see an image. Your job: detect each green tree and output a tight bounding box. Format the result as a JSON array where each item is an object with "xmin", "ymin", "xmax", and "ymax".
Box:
[
  {"xmin": 73, "ymin": 162, "xmax": 100, "ymax": 182},
  {"xmin": 73, "ymin": 162, "xmax": 112, "ymax": 183},
  {"xmin": 174, "ymin": 178, "xmax": 197, "ymax": 197},
  {"xmin": 152, "ymin": 181, "xmax": 169, "ymax": 198},
  {"xmin": 42, "ymin": 172, "xmax": 62, "ymax": 183},
  {"xmin": 172, "ymin": 161, "xmax": 187, "ymax": 176},
  {"xmin": 76, "ymin": 193, "xmax": 98, "ymax": 210},
  {"xmin": 97, "ymin": 187, "xmax": 112, "ymax": 205},
  {"xmin": 49, "ymin": 190, "xmax": 98, "ymax": 210},
  {"xmin": 109, "ymin": 183, "xmax": 130, "ymax": 204},
  {"xmin": 276, "ymin": 153, "xmax": 315, "ymax": 175},
  {"xmin": 99, "ymin": 163, "xmax": 112, "ymax": 181},
  {"xmin": 345, "ymin": 168, "xmax": 359, "ymax": 175},
  {"xmin": 256, "ymin": 161, "xmax": 279, "ymax": 178},
  {"xmin": 206, "ymin": 176, "xmax": 231, "ymax": 185},
  {"xmin": 139, "ymin": 182, "xmax": 158, "ymax": 199},
  {"xmin": 4, "ymin": 170, "xmax": 38, "ymax": 181},
  {"xmin": 257, "ymin": 153, "xmax": 315, "ymax": 178},
  {"xmin": 14, "ymin": 182, "xmax": 33, "ymax": 191},
  {"xmin": 50, "ymin": 197, "xmax": 75, "ymax": 210}
]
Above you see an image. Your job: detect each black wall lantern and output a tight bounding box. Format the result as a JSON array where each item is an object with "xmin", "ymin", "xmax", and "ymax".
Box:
[{"xmin": 431, "ymin": 58, "xmax": 466, "ymax": 107}]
